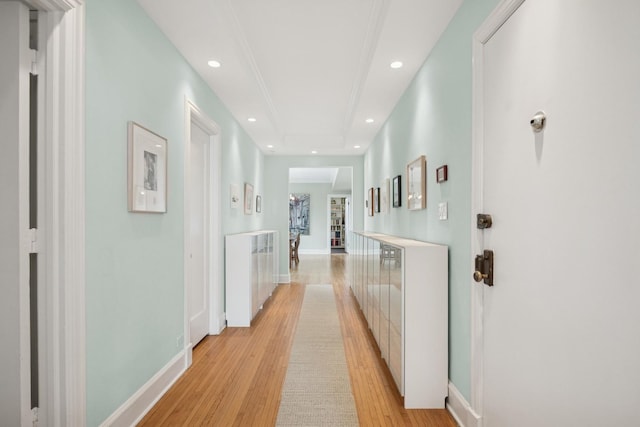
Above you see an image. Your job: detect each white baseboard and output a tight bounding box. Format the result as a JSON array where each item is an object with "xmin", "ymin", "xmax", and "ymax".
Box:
[
  {"xmin": 278, "ymin": 273, "xmax": 291, "ymax": 283},
  {"xmin": 100, "ymin": 351, "xmax": 187, "ymax": 427},
  {"xmin": 210, "ymin": 312, "xmax": 226, "ymax": 335},
  {"xmin": 446, "ymin": 381, "xmax": 481, "ymax": 427},
  {"xmin": 297, "ymin": 248, "xmax": 330, "ymax": 255}
]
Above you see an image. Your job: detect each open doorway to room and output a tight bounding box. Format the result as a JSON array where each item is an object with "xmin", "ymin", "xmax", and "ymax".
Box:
[
  {"xmin": 288, "ymin": 167, "xmax": 353, "ymax": 257},
  {"xmin": 329, "ymin": 196, "xmax": 347, "ymax": 254}
]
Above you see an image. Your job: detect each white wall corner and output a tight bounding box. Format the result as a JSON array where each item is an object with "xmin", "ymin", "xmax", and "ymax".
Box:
[
  {"xmin": 446, "ymin": 382, "xmax": 482, "ymax": 427},
  {"xmin": 210, "ymin": 312, "xmax": 226, "ymax": 335},
  {"xmin": 99, "ymin": 351, "xmax": 187, "ymax": 427},
  {"xmin": 278, "ymin": 273, "xmax": 291, "ymax": 284}
]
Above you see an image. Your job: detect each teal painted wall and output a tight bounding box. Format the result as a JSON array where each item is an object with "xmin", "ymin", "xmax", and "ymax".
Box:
[
  {"xmin": 85, "ymin": 0, "xmax": 263, "ymax": 424},
  {"xmin": 363, "ymin": 0, "xmax": 500, "ymax": 401},
  {"xmin": 264, "ymin": 156, "xmax": 363, "ymax": 278}
]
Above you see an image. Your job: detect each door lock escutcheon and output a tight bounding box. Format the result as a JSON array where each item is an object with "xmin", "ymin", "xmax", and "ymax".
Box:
[
  {"xmin": 474, "ymin": 250, "xmax": 494, "ymax": 286},
  {"xmin": 477, "ymin": 213, "xmax": 492, "ymax": 229}
]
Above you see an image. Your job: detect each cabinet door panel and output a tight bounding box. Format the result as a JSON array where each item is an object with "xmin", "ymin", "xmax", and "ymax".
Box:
[{"xmin": 389, "ymin": 247, "xmax": 403, "ymax": 392}]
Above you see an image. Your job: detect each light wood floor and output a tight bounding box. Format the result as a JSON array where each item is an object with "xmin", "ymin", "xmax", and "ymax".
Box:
[{"xmin": 138, "ymin": 254, "xmax": 456, "ymax": 426}]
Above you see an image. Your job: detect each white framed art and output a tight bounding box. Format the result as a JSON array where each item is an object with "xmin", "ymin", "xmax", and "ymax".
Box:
[
  {"xmin": 244, "ymin": 183, "xmax": 254, "ymax": 215},
  {"xmin": 128, "ymin": 121, "xmax": 167, "ymax": 213},
  {"xmin": 407, "ymin": 155, "xmax": 426, "ymax": 210}
]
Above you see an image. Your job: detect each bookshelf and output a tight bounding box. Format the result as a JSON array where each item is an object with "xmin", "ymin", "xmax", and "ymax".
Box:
[{"xmin": 330, "ymin": 197, "xmax": 346, "ymax": 248}]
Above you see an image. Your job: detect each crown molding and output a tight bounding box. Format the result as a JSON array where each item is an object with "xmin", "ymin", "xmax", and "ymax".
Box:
[
  {"xmin": 223, "ymin": 0, "xmax": 283, "ymax": 139},
  {"xmin": 342, "ymin": 0, "xmax": 389, "ymax": 136}
]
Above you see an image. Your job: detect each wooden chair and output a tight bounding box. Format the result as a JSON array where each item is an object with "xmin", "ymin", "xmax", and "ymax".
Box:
[{"xmin": 290, "ymin": 233, "xmax": 300, "ymax": 268}]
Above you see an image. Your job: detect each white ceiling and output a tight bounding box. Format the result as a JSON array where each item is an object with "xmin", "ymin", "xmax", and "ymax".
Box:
[
  {"xmin": 289, "ymin": 167, "xmax": 352, "ymax": 192},
  {"xmin": 289, "ymin": 167, "xmax": 338, "ymax": 184},
  {"xmin": 137, "ymin": 0, "xmax": 463, "ymax": 155}
]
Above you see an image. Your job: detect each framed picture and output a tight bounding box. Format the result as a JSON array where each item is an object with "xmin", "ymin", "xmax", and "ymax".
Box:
[
  {"xmin": 128, "ymin": 121, "xmax": 167, "ymax": 213},
  {"xmin": 407, "ymin": 155, "xmax": 426, "ymax": 210},
  {"xmin": 380, "ymin": 178, "xmax": 390, "ymax": 213},
  {"xmin": 244, "ymin": 183, "xmax": 254, "ymax": 215},
  {"xmin": 256, "ymin": 195, "xmax": 262, "ymax": 213},
  {"xmin": 374, "ymin": 187, "xmax": 380, "ymax": 213},
  {"xmin": 289, "ymin": 193, "xmax": 310, "ymax": 235},
  {"xmin": 436, "ymin": 165, "xmax": 448, "ymax": 183},
  {"xmin": 368, "ymin": 187, "xmax": 375, "ymax": 216},
  {"xmin": 392, "ymin": 175, "xmax": 402, "ymax": 208}
]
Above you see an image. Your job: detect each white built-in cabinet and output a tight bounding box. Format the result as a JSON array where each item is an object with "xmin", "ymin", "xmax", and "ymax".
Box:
[
  {"xmin": 351, "ymin": 231, "xmax": 448, "ymax": 408},
  {"xmin": 225, "ymin": 230, "xmax": 278, "ymax": 327}
]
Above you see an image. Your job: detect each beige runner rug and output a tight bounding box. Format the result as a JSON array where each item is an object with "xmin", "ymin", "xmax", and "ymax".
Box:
[{"xmin": 276, "ymin": 284, "xmax": 359, "ymax": 426}]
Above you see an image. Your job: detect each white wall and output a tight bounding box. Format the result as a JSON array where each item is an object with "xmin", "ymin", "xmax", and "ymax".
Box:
[{"xmin": 0, "ymin": 2, "xmax": 29, "ymax": 424}]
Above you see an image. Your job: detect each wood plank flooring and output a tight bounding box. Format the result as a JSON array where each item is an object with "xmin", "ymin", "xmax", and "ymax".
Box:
[{"xmin": 138, "ymin": 254, "xmax": 456, "ymax": 426}]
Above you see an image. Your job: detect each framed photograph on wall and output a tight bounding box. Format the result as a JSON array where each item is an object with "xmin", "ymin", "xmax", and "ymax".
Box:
[
  {"xmin": 392, "ymin": 175, "xmax": 402, "ymax": 208},
  {"xmin": 407, "ymin": 155, "xmax": 426, "ymax": 210},
  {"xmin": 128, "ymin": 121, "xmax": 167, "ymax": 213},
  {"xmin": 368, "ymin": 187, "xmax": 375, "ymax": 216},
  {"xmin": 289, "ymin": 193, "xmax": 311, "ymax": 235},
  {"xmin": 436, "ymin": 165, "xmax": 448, "ymax": 183},
  {"xmin": 374, "ymin": 187, "xmax": 380, "ymax": 213},
  {"xmin": 380, "ymin": 178, "xmax": 390, "ymax": 213},
  {"xmin": 244, "ymin": 183, "xmax": 254, "ymax": 215}
]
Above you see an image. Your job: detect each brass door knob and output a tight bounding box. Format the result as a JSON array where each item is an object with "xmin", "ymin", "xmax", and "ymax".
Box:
[{"xmin": 473, "ymin": 270, "xmax": 487, "ymax": 282}]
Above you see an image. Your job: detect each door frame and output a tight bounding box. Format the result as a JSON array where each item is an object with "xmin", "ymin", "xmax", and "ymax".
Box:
[
  {"xmin": 470, "ymin": 0, "xmax": 526, "ymax": 425},
  {"xmin": 183, "ymin": 98, "xmax": 222, "ymax": 367},
  {"xmin": 31, "ymin": 2, "xmax": 86, "ymax": 426},
  {"xmin": 8, "ymin": 1, "xmax": 87, "ymax": 425}
]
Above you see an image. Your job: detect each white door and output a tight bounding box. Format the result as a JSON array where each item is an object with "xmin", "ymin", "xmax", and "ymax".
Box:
[
  {"xmin": 188, "ymin": 122, "xmax": 210, "ymax": 346},
  {"xmin": 476, "ymin": 1, "xmax": 640, "ymax": 425}
]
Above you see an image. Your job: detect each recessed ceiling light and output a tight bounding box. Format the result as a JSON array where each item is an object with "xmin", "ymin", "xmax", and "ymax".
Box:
[
  {"xmin": 354, "ymin": 145, "xmax": 361, "ymax": 149},
  {"xmin": 267, "ymin": 145, "xmax": 273, "ymax": 148},
  {"xmin": 247, "ymin": 117, "xmax": 257, "ymax": 122},
  {"xmin": 311, "ymin": 150, "xmax": 318, "ymax": 154},
  {"xmin": 207, "ymin": 60, "xmax": 221, "ymax": 68},
  {"xmin": 365, "ymin": 118, "xmax": 374, "ymax": 123},
  {"xmin": 390, "ymin": 61, "xmax": 403, "ymax": 69}
]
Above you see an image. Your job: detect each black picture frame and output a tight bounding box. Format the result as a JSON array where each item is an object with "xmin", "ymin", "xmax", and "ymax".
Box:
[
  {"xmin": 436, "ymin": 165, "xmax": 448, "ymax": 183},
  {"xmin": 392, "ymin": 175, "xmax": 402, "ymax": 208},
  {"xmin": 374, "ymin": 187, "xmax": 380, "ymax": 213},
  {"xmin": 368, "ymin": 188, "xmax": 374, "ymax": 216}
]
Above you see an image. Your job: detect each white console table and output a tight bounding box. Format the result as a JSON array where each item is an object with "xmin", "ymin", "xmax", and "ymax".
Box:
[
  {"xmin": 351, "ymin": 231, "xmax": 448, "ymax": 408},
  {"xmin": 225, "ymin": 230, "xmax": 278, "ymax": 327}
]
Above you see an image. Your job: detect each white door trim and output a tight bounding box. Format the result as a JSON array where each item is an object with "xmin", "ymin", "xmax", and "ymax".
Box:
[
  {"xmin": 470, "ymin": 0, "xmax": 525, "ymax": 423},
  {"xmin": 19, "ymin": 1, "xmax": 87, "ymax": 425},
  {"xmin": 184, "ymin": 98, "xmax": 222, "ymax": 367}
]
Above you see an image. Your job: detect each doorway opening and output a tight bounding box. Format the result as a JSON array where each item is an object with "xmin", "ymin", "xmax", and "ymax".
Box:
[
  {"xmin": 329, "ymin": 196, "xmax": 347, "ymax": 254},
  {"xmin": 288, "ymin": 167, "xmax": 353, "ymax": 256}
]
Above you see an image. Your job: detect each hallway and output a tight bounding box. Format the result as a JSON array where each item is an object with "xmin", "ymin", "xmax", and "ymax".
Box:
[{"xmin": 139, "ymin": 254, "xmax": 456, "ymax": 426}]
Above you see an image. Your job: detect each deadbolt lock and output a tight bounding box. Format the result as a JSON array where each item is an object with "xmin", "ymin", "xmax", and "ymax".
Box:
[
  {"xmin": 473, "ymin": 250, "xmax": 494, "ymax": 286},
  {"xmin": 477, "ymin": 214, "xmax": 493, "ymax": 229}
]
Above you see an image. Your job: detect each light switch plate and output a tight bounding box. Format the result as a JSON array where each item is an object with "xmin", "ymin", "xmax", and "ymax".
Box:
[{"xmin": 438, "ymin": 202, "xmax": 448, "ymax": 220}]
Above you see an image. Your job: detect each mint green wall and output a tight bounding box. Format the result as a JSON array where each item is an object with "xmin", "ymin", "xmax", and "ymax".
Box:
[
  {"xmin": 363, "ymin": 0, "xmax": 500, "ymax": 401},
  {"xmin": 85, "ymin": 0, "xmax": 263, "ymax": 425},
  {"xmin": 264, "ymin": 156, "xmax": 363, "ymax": 279},
  {"xmin": 289, "ymin": 183, "xmax": 350, "ymax": 252}
]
